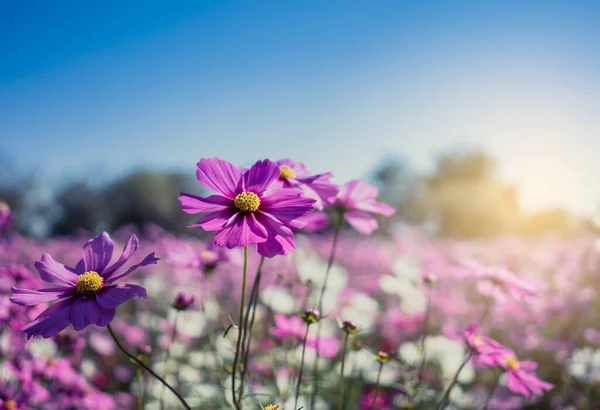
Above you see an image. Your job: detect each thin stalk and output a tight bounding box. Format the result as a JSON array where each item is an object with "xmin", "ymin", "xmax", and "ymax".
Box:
[
  {"xmin": 237, "ymin": 256, "xmax": 265, "ymax": 401},
  {"xmin": 160, "ymin": 311, "xmax": 180, "ymax": 410},
  {"xmin": 482, "ymin": 370, "xmax": 502, "ymax": 410},
  {"xmin": 310, "ymin": 217, "xmax": 343, "ymax": 407},
  {"xmin": 370, "ymin": 362, "xmax": 384, "ymax": 410},
  {"xmin": 106, "ymin": 324, "xmax": 191, "ymax": 410},
  {"xmin": 337, "ymin": 332, "xmax": 350, "ymax": 410},
  {"xmin": 231, "ymin": 246, "xmax": 249, "ymax": 409},
  {"xmin": 436, "ymin": 351, "xmax": 473, "ymax": 410},
  {"xmin": 294, "ymin": 323, "xmax": 311, "ymax": 410},
  {"xmin": 136, "ymin": 367, "xmax": 143, "ymax": 410}
]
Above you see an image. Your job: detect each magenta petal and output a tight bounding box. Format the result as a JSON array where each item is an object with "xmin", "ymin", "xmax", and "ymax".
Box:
[
  {"xmin": 214, "ymin": 213, "xmax": 268, "ymax": 248},
  {"xmin": 96, "ymin": 284, "xmax": 147, "ymax": 309},
  {"xmin": 10, "ymin": 287, "xmax": 71, "ymax": 306},
  {"xmin": 21, "ymin": 299, "xmax": 73, "ymax": 339},
  {"xmin": 106, "ymin": 252, "xmax": 159, "ymax": 283},
  {"xmin": 196, "ymin": 158, "xmax": 242, "ymax": 197},
  {"xmin": 355, "ymin": 199, "xmax": 395, "ymax": 216},
  {"xmin": 260, "ymin": 190, "xmax": 315, "ymax": 229},
  {"xmin": 83, "ymin": 232, "xmax": 115, "ymax": 273},
  {"xmin": 242, "ymin": 159, "xmax": 280, "ymax": 194},
  {"xmin": 102, "ymin": 234, "xmax": 139, "ymax": 278},
  {"xmin": 255, "ymin": 213, "xmax": 296, "ymax": 258},
  {"xmin": 340, "ymin": 180, "xmax": 379, "ymax": 202},
  {"xmin": 506, "ymin": 371, "xmax": 532, "ymax": 398},
  {"xmin": 344, "ymin": 210, "xmax": 379, "ymax": 235},
  {"xmin": 189, "ymin": 209, "xmax": 237, "ymax": 231},
  {"xmin": 34, "ymin": 254, "xmax": 78, "ymax": 288},
  {"xmin": 296, "ymin": 173, "xmax": 339, "ymax": 210},
  {"xmin": 178, "ymin": 193, "xmax": 232, "ymax": 214},
  {"xmin": 70, "ymin": 297, "xmax": 115, "ymax": 331}
]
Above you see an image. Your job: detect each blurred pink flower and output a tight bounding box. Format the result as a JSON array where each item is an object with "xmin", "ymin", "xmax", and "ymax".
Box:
[{"xmin": 335, "ymin": 180, "xmax": 395, "ymax": 235}]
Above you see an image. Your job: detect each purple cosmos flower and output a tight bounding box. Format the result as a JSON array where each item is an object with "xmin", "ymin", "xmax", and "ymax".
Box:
[
  {"xmin": 495, "ymin": 353, "xmax": 554, "ymax": 398},
  {"xmin": 178, "ymin": 158, "xmax": 316, "ymax": 258},
  {"xmin": 335, "ymin": 180, "xmax": 395, "ymax": 235},
  {"xmin": 271, "ymin": 158, "xmax": 339, "ymax": 210},
  {"xmin": 10, "ymin": 232, "xmax": 157, "ymax": 339},
  {"xmin": 464, "ymin": 323, "xmax": 512, "ymax": 367}
]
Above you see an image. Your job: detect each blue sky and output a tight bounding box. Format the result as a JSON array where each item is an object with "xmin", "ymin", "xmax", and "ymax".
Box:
[{"xmin": 2, "ymin": 1, "xmax": 600, "ymax": 214}]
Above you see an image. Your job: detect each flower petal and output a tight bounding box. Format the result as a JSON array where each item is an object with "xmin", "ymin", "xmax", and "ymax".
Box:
[
  {"xmin": 344, "ymin": 210, "xmax": 379, "ymax": 235},
  {"xmin": 106, "ymin": 252, "xmax": 159, "ymax": 283},
  {"xmin": 354, "ymin": 199, "xmax": 395, "ymax": 216},
  {"xmin": 254, "ymin": 213, "xmax": 296, "ymax": 258},
  {"xmin": 178, "ymin": 193, "xmax": 232, "ymax": 214},
  {"xmin": 260, "ymin": 189, "xmax": 315, "ymax": 229},
  {"xmin": 196, "ymin": 158, "xmax": 242, "ymax": 198},
  {"xmin": 214, "ymin": 213, "xmax": 268, "ymax": 248},
  {"xmin": 83, "ymin": 232, "xmax": 115, "ymax": 273},
  {"xmin": 340, "ymin": 180, "xmax": 379, "ymax": 202},
  {"xmin": 96, "ymin": 284, "xmax": 147, "ymax": 310},
  {"xmin": 188, "ymin": 209, "xmax": 237, "ymax": 231},
  {"xmin": 34, "ymin": 254, "xmax": 78, "ymax": 288},
  {"xmin": 102, "ymin": 235, "xmax": 139, "ymax": 278},
  {"xmin": 296, "ymin": 173, "xmax": 339, "ymax": 210},
  {"xmin": 10, "ymin": 287, "xmax": 72, "ymax": 306},
  {"xmin": 242, "ymin": 159, "xmax": 280, "ymax": 194},
  {"xmin": 70, "ymin": 297, "xmax": 116, "ymax": 331},
  {"xmin": 21, "ymin": 299, "xmax": 74, "ymax": 339}
]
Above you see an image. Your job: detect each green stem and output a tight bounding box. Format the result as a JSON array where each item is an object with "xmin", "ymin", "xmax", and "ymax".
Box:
[
  {"xmin": 136, "ymin": 367, "xmax": 143, "ymax": 410},
  {"xmin": 160, "ymin": 311, "xmax": 180, "ymax": 410},
  {"xmin": 435, "ymin": 351, "xmax": 473, "ymax": 410},
  {"xmin": 106, "ymin": 324, "xmax": 191, "ymax": 410},
  {"xmin": 231, "ymin": 245, "xmax": 249, "ymax": 409},
  {"xmin": 482, "ymin": 370, "xmax": 502, "ymax": 410},
  {"xmin": 294, "ymin": 323, "xmax": 311, "ymax": 410},
  {"xmin": 337, "ymin": 332, "xmax": 350, "ymax": 410},
  {"xmin": 370, "ymin": 362, "xmax": 384, "ymax": 410},
  {"xmin": 310, "ymin": 217, "xmax": 343, "ymax": 407},
  {"xmin": 237, "ymin": 256, "xmax": 265, "ymax": 402}
]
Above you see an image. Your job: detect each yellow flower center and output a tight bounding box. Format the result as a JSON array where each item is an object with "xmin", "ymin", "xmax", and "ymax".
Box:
[
  {"xmin": 279, "ymin": 165, "xmax": 296, "ymax": 180},
  {"xmin": 506, "ymin": 356, "xmax": 520, "ymax": 370},
  {"xmin": 264, "ymin": 405, "xmax": 280, "ymax": 410},
  {"xmin": 5, "ymin": 400, "xmax": 17, "ymax": 409},
  {"xmin": 233, "ymin": 192, "xmax": 260, "ymax": 212},
  {"xmin": 473, "ymin": 336, "xmax": 484, "ymax": 346},
  {"xmin": 76, "ymin": 271, "xmax": 104, "ymax": 295}
]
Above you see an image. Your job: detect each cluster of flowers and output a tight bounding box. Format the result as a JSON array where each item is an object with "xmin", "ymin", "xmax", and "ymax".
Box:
[{"xmin": 2, "ymin": 157, "xmax": 588, "ymax": 409}]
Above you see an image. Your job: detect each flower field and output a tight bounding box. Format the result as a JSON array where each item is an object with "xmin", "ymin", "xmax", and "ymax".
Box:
[{"xmin": 1, "ymin": 158, "xmax": 596, "ymax": 409}]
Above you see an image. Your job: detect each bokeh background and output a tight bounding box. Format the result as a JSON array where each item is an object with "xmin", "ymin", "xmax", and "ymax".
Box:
[{"xmin": 2, "ymin": 1, "xmax": 600, "ymax": 238}]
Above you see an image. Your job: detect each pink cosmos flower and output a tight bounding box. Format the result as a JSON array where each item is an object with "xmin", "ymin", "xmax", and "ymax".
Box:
[
  {"xmin": 335, "ymin": 180, "xmax": 395, "ymax": 235},
  {"xmin": 271, "ymin": 158, "xmax": 339, "ymax": 210},
  {"xmin": 179, "ymin": 158, "xmax": 316, "ymax": 257},
  {"xmin": 271, "ymin": 313, "xmax": 306, "ymax": 339},
  {"xmin": 494, "ymin": 353, "xmax": 554, "ymax": 398},
  {"xmin": 464, "ymin": 323, "xmax": 512, "ymax": 367},
  {"xmin": 305, "ymin": 335, "xmax": 340, "ymax": 358},
  {"xmin": 452, "ymin": 259, "xmax": 543, "ymax": 302},
  {"xmin": 10, "ymin": 232, "xmax": 156, "ymax": 339}
]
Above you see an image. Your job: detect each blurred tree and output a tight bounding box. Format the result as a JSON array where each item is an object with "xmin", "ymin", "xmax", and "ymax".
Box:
[
  {"xmin": 50, "ymin": 170, "xmax": 202, "ymax": 236},
  {"xmin": 105, "ymin": 171, "xmax": 199, "ymax": 234},
  {"xmin": 425, "ymin": 151, "xmax": 521, "ymax": 237},
  {"xmin": 52, "ymin": 182, "xmax": 106, "ymax": 235}
]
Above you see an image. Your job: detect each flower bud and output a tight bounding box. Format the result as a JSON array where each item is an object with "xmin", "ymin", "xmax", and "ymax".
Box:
[
  {"xmin": 300, "ymin": 308, "xmax": 320, "ymax": 324},
  {"xmin": 173, "ymin": 291, "xmax": 195, "ymax": 311}
]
